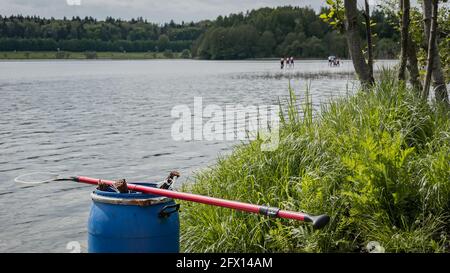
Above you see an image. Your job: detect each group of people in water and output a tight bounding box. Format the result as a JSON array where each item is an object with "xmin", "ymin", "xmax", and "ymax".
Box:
[
  {"xmin": 328, "ymin": 56, "xmax": 342, "ymax": 67},
  {"xmin": 279, "ymin": 56, "xmax": 343, "ymax": 69},
  {"xmin": 280, "ymin": 57, "xmax": 294, "ymax": 69}
]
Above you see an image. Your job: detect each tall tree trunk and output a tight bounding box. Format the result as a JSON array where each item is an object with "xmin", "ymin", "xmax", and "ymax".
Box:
[
  {"xmin": 344, "ymin": 0, "xmax": 374, "ymax": 87},
  {"xmin": 422, "ymin": 0, "xmax": 449, "ymax": 104},
  {"xmin": 364, "ymin": 0, "xmax": 374, "ymax": 80},
  {"xmin": 398, "ymin": 0, "xmax": 409, "ymax": 81},
  {"xmin": 406, "ymin": 34, "xmax": 423, "ymax": 91},
  {"xmin": 422, "ymin": 2, "xmax": 436, "ymax": 99}
]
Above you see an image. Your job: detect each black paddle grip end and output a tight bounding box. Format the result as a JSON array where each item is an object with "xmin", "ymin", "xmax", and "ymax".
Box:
[{"xmin": 304, "ymin": 214, "xmax": 330, "ymax": 229}]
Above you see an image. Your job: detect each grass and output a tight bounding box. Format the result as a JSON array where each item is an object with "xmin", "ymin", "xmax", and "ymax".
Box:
[
  {"xmin": 0, "ymin": 51, "xmax": 183, "ymax": 60},
  {"xmin": 234, "ymin": 70, "xmax": 357, "ymax": 80},
  {"xmin": 180, "ymin": 70, "xmax": 450, "ymax": 253}
]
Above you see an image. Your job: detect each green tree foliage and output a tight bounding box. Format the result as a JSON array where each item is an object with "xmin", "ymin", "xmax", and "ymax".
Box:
[
  {"xmin": 378, "ymin": 1, "xmax": 449, "ymax": 83},
  {"xmin": 181, "ymin": 48, "xmax": 191, "ymax": 58},
  {"xmin": 193, "ymin": 6, "xmax": 399, "ymax": 59},
  {"xmin": 256, "ymin": 31, "xmax": 276, "ymax": 57},
  {"xmin": 414, "ymin": 5, "xmax": 449, "ymax": 82},
  {"xmin": 0, "ymin": 7, "xmax": 399, "ymax": 59},
  {"xmin": 375, "ymin": 38, "xmax": 399, "ymax": 59},
  {"xmin": 0, "ymin": 15, "xmax": 205, "ymax": 53}
]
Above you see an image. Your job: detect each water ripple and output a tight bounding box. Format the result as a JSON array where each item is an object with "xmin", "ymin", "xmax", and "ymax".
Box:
[{"xmin": 0, "ymin": 59, "xmax": 397, "ymax": 252}]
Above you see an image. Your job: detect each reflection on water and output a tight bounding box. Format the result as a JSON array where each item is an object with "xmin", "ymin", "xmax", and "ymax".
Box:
[{"xmin": 0, "ymin": 59, "xmax": 396, "ymax": 252}]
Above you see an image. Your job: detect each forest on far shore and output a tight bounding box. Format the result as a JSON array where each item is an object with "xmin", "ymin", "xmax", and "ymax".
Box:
[{"xmin": 0, "ymin": 6, "xmax": 399, "ymax": 59}]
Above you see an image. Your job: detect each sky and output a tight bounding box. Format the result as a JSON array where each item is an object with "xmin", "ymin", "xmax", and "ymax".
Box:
[{"xmin": 0, "ymin": 0, "xmax": 386, "ymax": 23}]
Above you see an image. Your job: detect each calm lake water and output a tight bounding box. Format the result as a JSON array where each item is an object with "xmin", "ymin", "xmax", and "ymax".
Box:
[{"xmin": 0, "ymin": 59, "xmax": 396, "ymax": 252}]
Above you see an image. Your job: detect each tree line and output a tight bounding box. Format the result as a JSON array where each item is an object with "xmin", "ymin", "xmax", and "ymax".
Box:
[
  {"xmin": 192, "ymin": 6, "xmax": 399, "ymax": 59},
  {"xmin": 0, "ymin": 15, "xmax": 207, "ymax": 53},
  {"xmin": 0, "ymin": 6, "xmax": 399, "ymax": 58}
]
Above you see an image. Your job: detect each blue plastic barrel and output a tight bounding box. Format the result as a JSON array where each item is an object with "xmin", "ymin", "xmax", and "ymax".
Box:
[{"xmin": 88, "ymin": 183, "xmax": 180, "ymax": 253}]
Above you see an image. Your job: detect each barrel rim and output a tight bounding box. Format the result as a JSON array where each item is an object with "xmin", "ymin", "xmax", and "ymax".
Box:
[{"xmin": 91, "ymin": 192, "xmax": 172, "ymax": 206}]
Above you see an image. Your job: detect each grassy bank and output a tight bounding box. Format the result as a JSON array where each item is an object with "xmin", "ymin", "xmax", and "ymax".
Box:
[
  {"xmin": 180, "ymin": 71, "xmax": 450, "ymax": 253},
  {"xmin": 0, "ymin": 51, "xmax": 183, "ymax": 60}
]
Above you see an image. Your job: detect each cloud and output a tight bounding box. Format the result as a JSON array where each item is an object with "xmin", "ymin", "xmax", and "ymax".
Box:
[
  {"xmin": 0, "ymin": 0, "xmax": 428, "ymax": 23},
  {"xmin": 0, "ymin": 0, "xmax": 323, "ymax": 22}
]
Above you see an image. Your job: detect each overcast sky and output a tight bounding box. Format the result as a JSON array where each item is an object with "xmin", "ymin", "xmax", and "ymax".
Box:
[{"xmin": 1, "ymin": 0, "xmax": 390, "ymax": 23}]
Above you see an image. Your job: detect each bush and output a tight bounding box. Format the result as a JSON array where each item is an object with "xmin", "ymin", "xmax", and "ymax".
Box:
[
  {"xmin": 181, "ymin": 49, "xmax": 191, "ymax": 59},
  {"xmin": 55, "ymin": 51, "xmax": 70, "ymax": 59},
  {"xmin": 163, "ymin": 49, "xmax": 174, "ymax": 58},
  {"xmin": 180, "ymin": 71, "xmax": 450, "ymax": 253},
  {"xmin": 84, "ymin": 51, "xmax": 98, "ymax": 59}
]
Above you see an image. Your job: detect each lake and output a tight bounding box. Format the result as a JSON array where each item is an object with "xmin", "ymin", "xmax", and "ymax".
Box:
[{"xmin": 0, "ymin": 59, "xmax": 396, "ymax": 252}]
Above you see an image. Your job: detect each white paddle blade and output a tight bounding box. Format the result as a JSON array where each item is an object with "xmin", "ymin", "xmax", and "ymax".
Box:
[{"xmin": 14, "ymin": 172, "xmax": 60, "ymax": 184}]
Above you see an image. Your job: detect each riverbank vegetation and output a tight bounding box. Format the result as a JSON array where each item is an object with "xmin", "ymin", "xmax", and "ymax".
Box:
[
  {"xmin": 180, "ymin": 71, "xmax": 450, "ymax": 252},
  {"xmin": 179, "ymin": 0, "xmax": 450, "ymax": 252}
]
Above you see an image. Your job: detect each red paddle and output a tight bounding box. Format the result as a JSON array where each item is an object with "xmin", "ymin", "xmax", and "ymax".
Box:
[{"xmin": 73, "ymin": 176, "xmax": 330, "ymax": 229}]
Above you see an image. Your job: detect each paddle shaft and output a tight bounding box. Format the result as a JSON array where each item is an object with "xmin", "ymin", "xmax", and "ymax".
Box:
[{"xmin": 74, "ymin": 176, "xmax": 316, "ymax": 223}]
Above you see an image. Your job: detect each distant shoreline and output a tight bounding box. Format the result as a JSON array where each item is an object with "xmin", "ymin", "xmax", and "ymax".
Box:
[
  {"xmin": 0, "ymin": 51, "xmax": 184, "ymax": 60},
  {"xmin": 0, "ymin": 52, "xmax": 325, "ymax": 61},
  {"xmin": 0, "ymin": 51, "xmax": 397, "ymax": 62}
]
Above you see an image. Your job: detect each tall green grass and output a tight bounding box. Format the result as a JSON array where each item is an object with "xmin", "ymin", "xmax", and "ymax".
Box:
[{"xmin": 180, "ymin": 71, "xmax": 450, "ymax": 252}]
